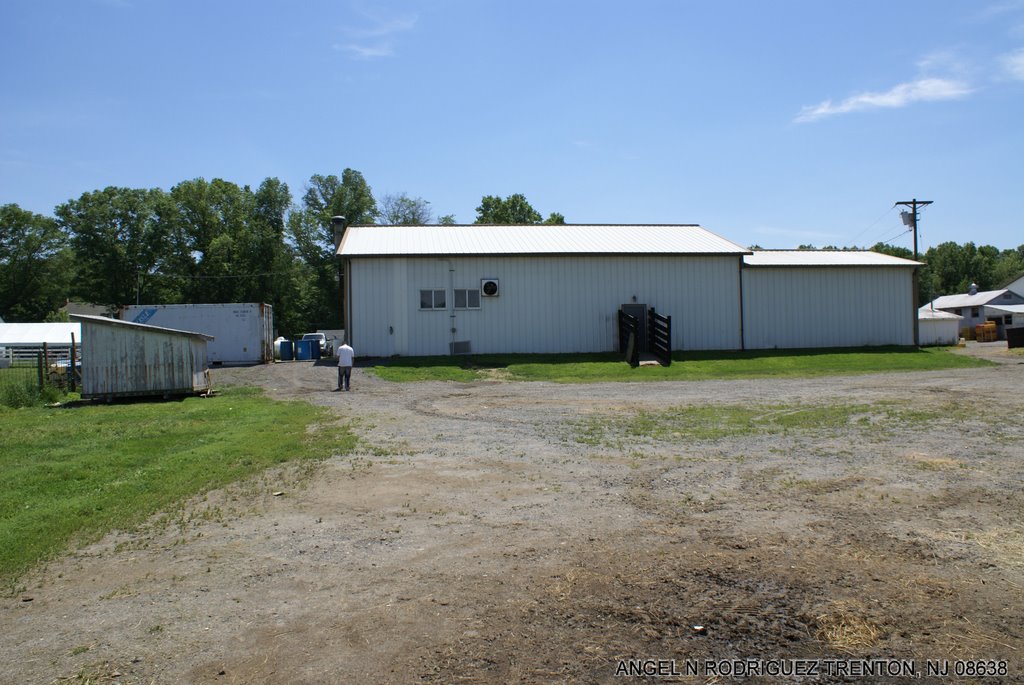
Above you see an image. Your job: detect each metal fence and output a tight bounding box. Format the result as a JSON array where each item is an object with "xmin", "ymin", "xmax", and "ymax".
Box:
[{"xmin": 0, "ymin": 344, "xmax": 80, "ymax": 398}]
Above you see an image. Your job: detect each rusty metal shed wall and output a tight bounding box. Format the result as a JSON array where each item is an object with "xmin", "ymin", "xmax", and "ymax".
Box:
[{"xmin": 76, "ymin": 318, "xmax": 210, "ymax": 398}]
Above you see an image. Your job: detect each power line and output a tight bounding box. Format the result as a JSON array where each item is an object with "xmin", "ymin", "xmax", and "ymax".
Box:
[
  {"xmin": 878, "ymin": 227, "xmax": 912, "ymax": 245},
  {"xmin": 144, "ymin": 269, "xmax": 294, "ymax": 280},
  {"xmin": 849, "ymin": 205, "xmax": 898, "ymax": 246}
]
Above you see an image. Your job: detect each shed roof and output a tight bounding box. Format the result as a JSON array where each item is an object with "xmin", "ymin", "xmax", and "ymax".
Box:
[
  {"xmin": 0, "ymin": 322, "xmax": 80, "ymax": 345},
  {"xmin": 984, "ymin": 304, "xmax": 1024, "ymax": 315},
  {"xmin": 338, "ymin": 224, "xmax": 750, "ymax": 257},
  {"xmin": 918, "ymin": 306, "xmax": 962, "ymax": 320},
  {"xmin": 743, "ymin": 250, "xmax": 921, "ymax": 267},
  {"xmin": 930, "ymin": 289, "xmax": 1011, "ymax": 309},
  {"xmin": 70, "ymin": 314, "xmax": 214, "ymax": 340}
]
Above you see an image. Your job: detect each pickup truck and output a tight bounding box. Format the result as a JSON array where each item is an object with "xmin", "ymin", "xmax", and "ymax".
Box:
[{"xmin": 301, "ymin": 332, "xmax": 331, "ymax": 356}]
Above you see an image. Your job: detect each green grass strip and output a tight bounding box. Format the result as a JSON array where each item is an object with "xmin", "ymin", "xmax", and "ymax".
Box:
[
  {"xmin": 572, "ymin": 400, "xmax": 965, "ymax": 446},
  {"xmin": 0, "ymin": 387, "xmax": 356, "ymax": 584},
  {"xmin": 372, "ymin": 346, "xmax": 992, "ymax": 383}
]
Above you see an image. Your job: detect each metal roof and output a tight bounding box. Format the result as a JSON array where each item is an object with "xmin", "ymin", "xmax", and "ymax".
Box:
[
  {"xmin": 338, "ymin": 224, "xmax": 751, "ymax": 257},
  {"xmin": 743, "ymin": 250, "xmax": 921, "ymax": 267},
  {"xmin": 70, "ymin": 314, "xmax": 215, "ymax": 340},
  {"xmin": 0, "ymin": 322, "xmax": 80, "ymax": 345},
  {"xmin": 984, "ymin": 304, "xmax": 1024, "ymax": 315},
  {"xmin": 918, "ymin": 306, "xmax": 962, "ymax": 320},
  {"xmin": 930, "ymin": 290, "xmax": 1010, "ymax": 309}
]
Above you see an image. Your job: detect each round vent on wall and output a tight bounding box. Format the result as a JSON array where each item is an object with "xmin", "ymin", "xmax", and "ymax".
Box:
[{"xmin": 481, "ymin": 279, "xmax": 499, "ymax": 297}]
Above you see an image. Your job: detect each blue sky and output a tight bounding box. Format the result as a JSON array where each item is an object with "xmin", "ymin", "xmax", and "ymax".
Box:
[{"xmin": 2, "ymin": 1, "xmax": 1022, "ymax": 251}]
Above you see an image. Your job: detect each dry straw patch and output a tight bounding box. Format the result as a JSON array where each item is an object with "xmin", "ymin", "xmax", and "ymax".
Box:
[
  {"xmin": 812, "ymin": 600, "xmax": 884, "ymax": 652},
  {"xmin": 973, "ymin": 527, "xmax": 1024, "ymax": 570},
  {"xmin": 903, "ymin": 451, "xmax": 961, "ymax": 471}
]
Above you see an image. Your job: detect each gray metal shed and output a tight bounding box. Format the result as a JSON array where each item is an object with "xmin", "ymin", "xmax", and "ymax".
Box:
[{"xmin": 70, "ymin": 314, "xmax": 214, "ymax": 399}]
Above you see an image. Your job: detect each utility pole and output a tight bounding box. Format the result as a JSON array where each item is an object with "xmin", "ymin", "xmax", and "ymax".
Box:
[
  {"xmin": 895, "ymin": 198, "xmax": 932, "ymax": 348},
  {"xmin": 894, "ymin": 198, "xmax": 932, "ymax": 260}
]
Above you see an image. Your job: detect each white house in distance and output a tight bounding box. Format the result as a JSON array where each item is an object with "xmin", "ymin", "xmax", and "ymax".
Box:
[
  {"xmin": 336, "ymin": 224, "xmax": 921, "ymax": 357},
  {"xmin": 928, "ymin": 284, "xmax": 1024, "ymax": 339}
]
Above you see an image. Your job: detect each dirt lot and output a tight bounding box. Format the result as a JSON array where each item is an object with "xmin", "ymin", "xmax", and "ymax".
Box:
[{"xmin": 3, "ymin": 345, "xmax": 1023, "ymax": 684}]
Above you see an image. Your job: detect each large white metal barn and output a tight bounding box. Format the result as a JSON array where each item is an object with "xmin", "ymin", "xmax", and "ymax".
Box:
[{"xmin": 336, "ymin": 224, "xmax": 920, "ymax": 357}]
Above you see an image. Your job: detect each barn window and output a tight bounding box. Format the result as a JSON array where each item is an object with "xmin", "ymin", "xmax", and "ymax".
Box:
[
  {"xmin": 419, "ymin": 289, "xmax": 446, "ymax": 310},
  {"xmin": 971, "ymin": 307, "xmax": 980, "ymax": 317},
  {"xmin": 454, "ymin": 288, "xmax": 481, "ymax": 309}
]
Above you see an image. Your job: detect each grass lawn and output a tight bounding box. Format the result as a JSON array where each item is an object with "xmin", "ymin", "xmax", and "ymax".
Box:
[
  {"xmin": 371, "ymin": 346, "xmax": 993, "ymax": 383},
  {"xmin": 0, "ymin": 387, "xmax": 356, "ymax": 586}
]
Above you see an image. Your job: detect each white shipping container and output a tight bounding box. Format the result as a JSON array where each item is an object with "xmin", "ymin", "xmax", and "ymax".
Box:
[{"xmin": 119, "ymin": 303, "xmax": 273, "ymax": 364}]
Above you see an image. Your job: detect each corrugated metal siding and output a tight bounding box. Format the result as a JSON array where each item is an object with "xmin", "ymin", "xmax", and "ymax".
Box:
[
  {"xmin": 919, "ymin": 318, "xmax": 961, "ymax": 346},
  {"xmin": 350, "ymin": 255, "xmax": 742, "ymax": 356},
  {"xmin": 741, "ymin": 267, "xmax": 914, "ymax": 349},
  {"xmin": 79, "ymin": 322, "xmax": 209, "ymax": 397},
  {"xmin": 120, "ymin": 303, "xmax": 273, "ymax": 364}
]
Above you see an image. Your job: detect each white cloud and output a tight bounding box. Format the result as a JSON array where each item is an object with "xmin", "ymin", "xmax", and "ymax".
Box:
[
  {"xmin": 976, "ymin": 0, "xmax": 1024, "ymax": 21},
  {"xmin": 350, "ymin": 15, "xmax": 417, "ymax": 39},
  {"xmin": 337, "ymin": 11, "xmax": 417, "ymax": 60},
  {"xmin": 915, "ymin": 50, "xmax": 971, "ymax": 78},
  {"xmin": 795, "ymin": 77, "xmax": 972, "ymax": 123},
  {"xmin": 1000, "ymin": 47, "xmax": 1024, "ymax": 79},
  {"xmin": 334, "ymin": 42, "xmax": 394, "ymax": 59}
]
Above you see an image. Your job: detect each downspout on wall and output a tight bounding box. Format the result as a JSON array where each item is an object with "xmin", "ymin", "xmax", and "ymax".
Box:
[{"xmin": 737, "ymin": 256, "xmax": 747, "ymax": 351}]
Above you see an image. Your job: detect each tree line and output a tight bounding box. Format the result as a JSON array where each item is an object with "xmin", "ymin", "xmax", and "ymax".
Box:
[
  {"xmin": 2, "ymin": 171, "xmax": 1020, "ymax": 331},
  {"xmin": 0, "ymin": 172, "xmax": 564, "ymax": 334}
]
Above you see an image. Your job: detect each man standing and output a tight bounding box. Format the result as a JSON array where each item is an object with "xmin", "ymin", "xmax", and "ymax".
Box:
[{"xmin": 336, "ymin": 339, "xmax": 354, "ymax": 391}]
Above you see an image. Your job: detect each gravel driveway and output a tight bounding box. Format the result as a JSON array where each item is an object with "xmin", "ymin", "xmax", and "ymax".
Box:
[{"xmin": 3, "ymin": 344, "xmax": 1022, "ymax": 684}]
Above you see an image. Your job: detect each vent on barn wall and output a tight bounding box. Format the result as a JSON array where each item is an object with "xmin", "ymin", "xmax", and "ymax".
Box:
[
  {"xmin": 450, "ymin": 340, "xmax": 471, "ymax": 355},
  {"xmin": 481, "ymin": 279, "xmax": 499, "ymax": 297}
]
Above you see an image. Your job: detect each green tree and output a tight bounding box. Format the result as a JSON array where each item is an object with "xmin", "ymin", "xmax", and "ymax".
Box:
[
  {"xmin": 380, "ymin": 193, "xmax": 433, "ymax": 225},
  {"xmin": 437, "ymin": 214, "xmax": 457, "ymax": 225},
  {"xmin": 474, "ymin": 193, "xmax": 564, "ymax": 225},
  {"xmin": 923, "ymin": 242, "xmax": 981, "ymax": 296},
  {"xmin": 168, "ymin": 178, "xmax": 256, "ymax": 302},
  {"xmin": 301, "ymin": 170, "xmax": 377, "ymax": 235},
  {"xmin": 992, "ymin": 246, "xmax": 1024, "ymax": 288},
  {"xmin": 290, "ymin": 169, "xmax": 377, "ymax": 329},
  {"xmin": 56, "ymin": 187, "xmax": 169, "ymax": 307},
  {"xmin": 0, "ymin": 204, "xmax": 73, "ymax": 321},
  {"xmin": 246, "ymin": 177, "xmax": 293, "ymax": 302}
]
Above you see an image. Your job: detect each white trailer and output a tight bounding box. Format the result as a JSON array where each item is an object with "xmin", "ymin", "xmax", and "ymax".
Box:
[{"xmin": 119, "ymin": 303, "xmax": 273, "ymax": 364}]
